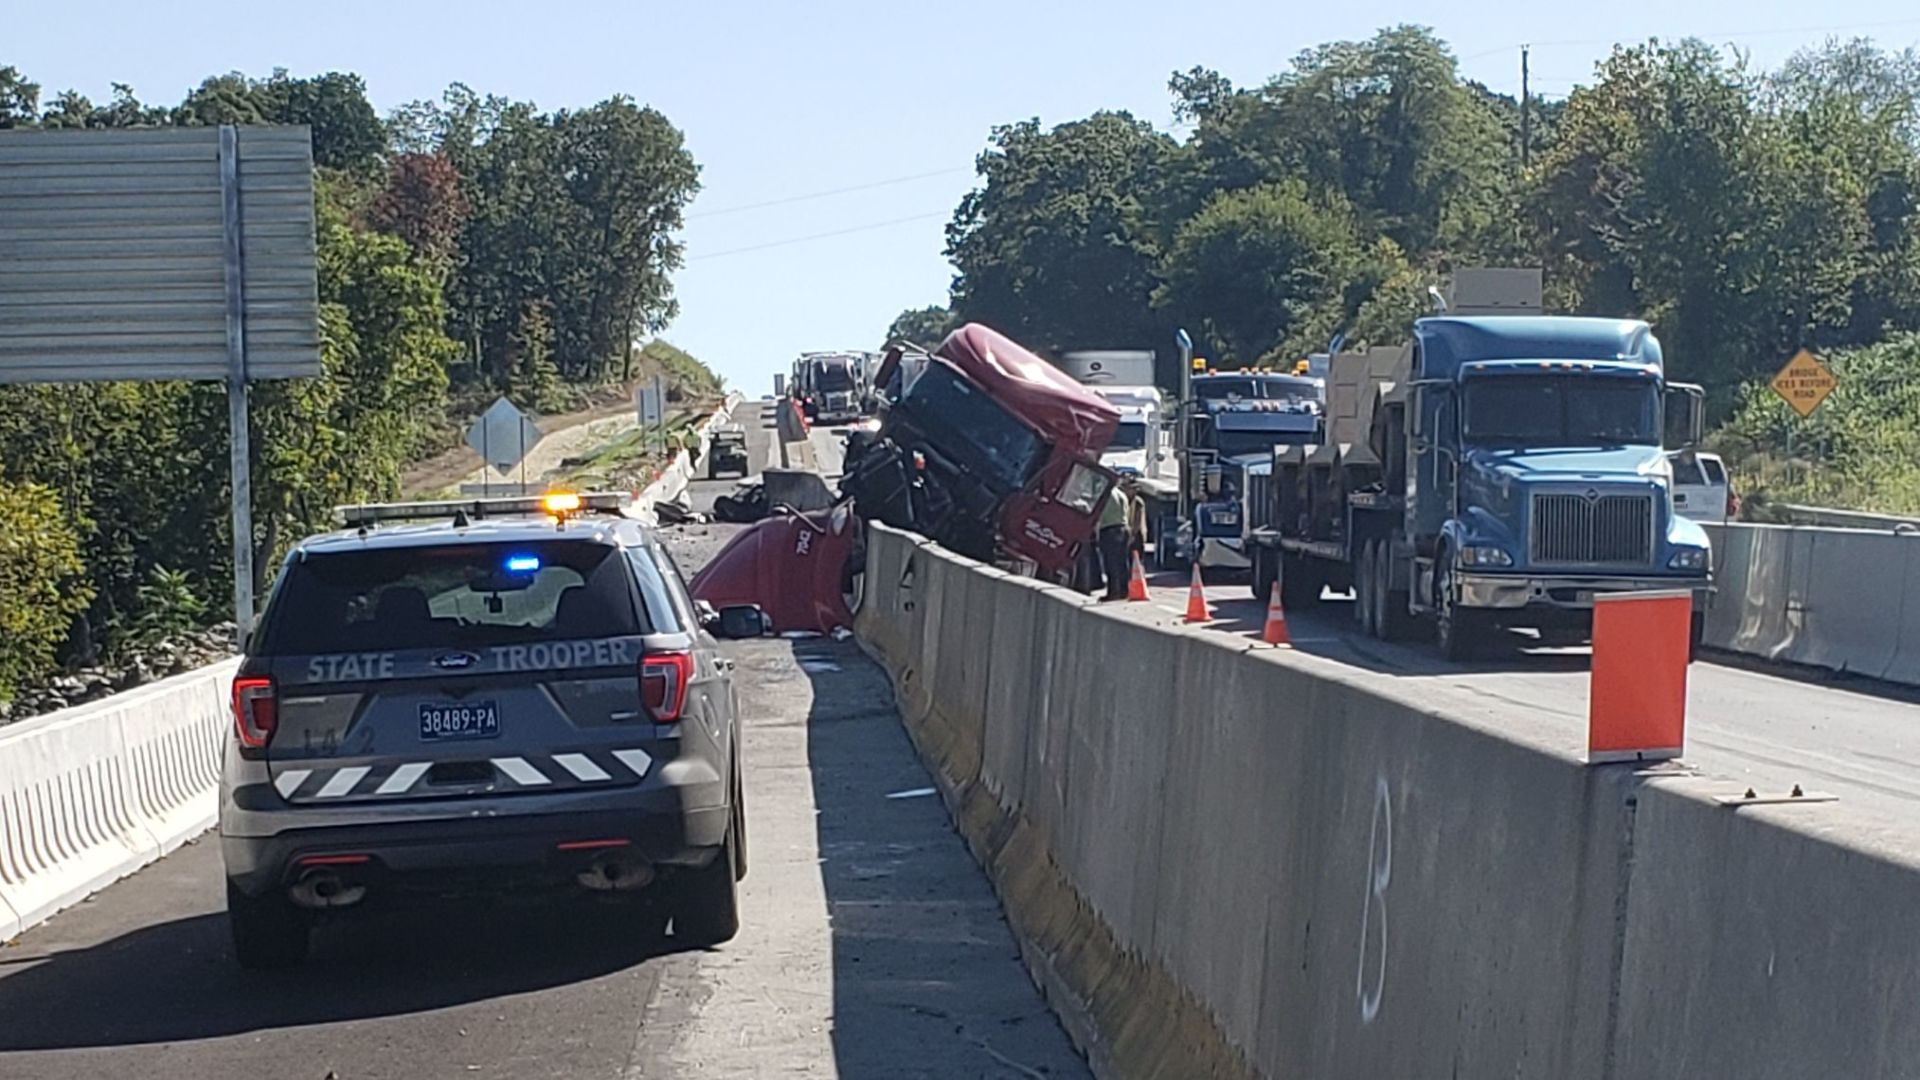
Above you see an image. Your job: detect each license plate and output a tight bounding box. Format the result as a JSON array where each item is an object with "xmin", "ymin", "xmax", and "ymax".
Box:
[{"xmin": 419, "ymin": 701, "xmax": 500, "ymax": 741}]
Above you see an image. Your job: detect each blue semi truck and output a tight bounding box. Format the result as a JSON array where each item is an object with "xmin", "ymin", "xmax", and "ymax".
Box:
[{"xmin": 1248, "ymin": 274, "xmax": 1712, "ymax": 660}]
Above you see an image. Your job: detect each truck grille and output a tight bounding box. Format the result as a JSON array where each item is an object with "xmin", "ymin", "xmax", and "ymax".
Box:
[
  {"xmin": 1530, "ymin": 492, "xmax": 1653, "ymax": 566},
  {"xmin": 1246, "ymin": 470, "xmax": 1271, "ymax": 530}
]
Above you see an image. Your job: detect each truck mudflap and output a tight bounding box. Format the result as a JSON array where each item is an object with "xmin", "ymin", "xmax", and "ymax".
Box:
[
  {"xmin": 1457, "ymin": 573, "xmax": 1712, "ymax": 612},
  {"xmin": 1198, "ymin": 538, "xmax": 1251, "ymax": 570}
]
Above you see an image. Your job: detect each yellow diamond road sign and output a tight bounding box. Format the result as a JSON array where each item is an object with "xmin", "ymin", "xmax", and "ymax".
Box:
[{"xmin": 1770, "ymin": 349, "xmax": 1837, "ymax": 419}]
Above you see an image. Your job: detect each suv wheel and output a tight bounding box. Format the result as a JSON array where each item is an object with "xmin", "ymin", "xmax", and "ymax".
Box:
[
  {"xmin": 673, "ymin": 814, "xmax": 742, "ymax": 947},
  {"xmin": 227, "ymin": 880, "xmax": 310, "ymax": 969}
]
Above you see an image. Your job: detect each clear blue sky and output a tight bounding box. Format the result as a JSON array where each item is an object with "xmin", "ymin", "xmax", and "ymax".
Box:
[{"xmin": 12, "ymin": 1, "xmax": 1920, "ymax": 393}]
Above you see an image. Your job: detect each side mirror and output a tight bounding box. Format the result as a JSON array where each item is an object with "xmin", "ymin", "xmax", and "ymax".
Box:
[
  {"xmin": 714, "ymin": 604, "xmax": 771, "ymax": 639},
  {"xmin": 1665, "ymin": 383, "xmax": 1706, "ymax": 448}
]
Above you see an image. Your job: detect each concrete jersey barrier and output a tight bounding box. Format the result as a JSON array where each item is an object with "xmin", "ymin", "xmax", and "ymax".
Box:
[
  {"xmin": 0, "ymin": 658, "xmax": 239, "ymax": 940},
  {"xmin": 856, "ymin": 522, "xmax": 1920, "ymax": 1078},
  {"xmin": 1705, "ymin": 521, "xmax": 1920, "ymax": 684}
]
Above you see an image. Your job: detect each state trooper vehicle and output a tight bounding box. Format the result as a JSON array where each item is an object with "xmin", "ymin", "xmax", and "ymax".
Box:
[{"xmin": 221, "ymin": 492, "xmax": 765, "ymax": 968}]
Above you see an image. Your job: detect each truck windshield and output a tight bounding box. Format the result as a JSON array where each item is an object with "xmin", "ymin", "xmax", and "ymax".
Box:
[
  {"xmin": 901, "ymin": 361, "xmax": 1046, "ymax": 492},
  {"xmin": 814, "ymin": 364, "xmax": 855, "ymax": 391},
  {"xmin": 1110, "ymin": 422, "xmax": 1148, "ymax": 450},
  {"xmin": 1464, "ymin": 377, "xmax": 1659, "ymax": 446},
  {"xmin": 1195, "ymin": 378, "xmax": 1255, "ymax": 400}
]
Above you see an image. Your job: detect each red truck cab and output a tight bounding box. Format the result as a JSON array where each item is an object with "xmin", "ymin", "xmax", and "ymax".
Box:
[
  {"xmin": 853, "ymin": 324, "xmax": 1121, "ymax": 577},
  {"xmin": 692, "ymin": 325, "xmax": 1121, "ymax": 632}
]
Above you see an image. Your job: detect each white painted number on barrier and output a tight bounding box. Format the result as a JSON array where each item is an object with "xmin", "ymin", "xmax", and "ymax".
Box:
[{"xmin": 1356, "ymin": 775, "xmax": 1392, "ymax": 1025}]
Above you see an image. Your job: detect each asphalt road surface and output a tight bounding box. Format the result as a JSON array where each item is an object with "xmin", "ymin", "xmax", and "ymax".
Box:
[
  {"xmin": 1137, "ymin": 566, "xmax": 1920, "ymax": 826},
  {"xmin": 0, "ymin": 400, "xmax": 1087, "ymax": 1080}
]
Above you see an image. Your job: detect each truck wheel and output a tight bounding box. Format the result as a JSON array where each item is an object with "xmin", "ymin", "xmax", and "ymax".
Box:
[
  {"xmin": 1355, "ymin": 540, "xmax": 1379, "ymax": 637},
  {"xmin": 1435, "ymin": 565, "xmax": 1482, "ymax": 662},
  {"xmin": 1371, "ymin": 542, "xmax": 1395, "ymax": 641},
  {"xmin": 1374, "ymin": 544, "xmax": 1417, "ymax": 642},
  {"xmin": 1281, "ymin": 553, "xmax": 1316, "ymax": 611},
  {"xmin": 1252, "ymin": 546, "xmax": 1278, "ymax": 603},
  {"xmin": 227, "ymin": 880, "xmax": 310, "ymax": 970}
]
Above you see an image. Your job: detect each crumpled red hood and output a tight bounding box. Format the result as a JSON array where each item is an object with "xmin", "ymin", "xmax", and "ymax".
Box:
[
  {"xmin": 689, "ymin": 505, "xmax": 860, "ymax": 634},
  {"xmin": 935, "ymin": 324, "xmax": 1121, "ymax": 460}
]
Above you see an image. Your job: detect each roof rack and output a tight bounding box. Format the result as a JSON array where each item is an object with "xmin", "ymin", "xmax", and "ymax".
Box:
[{"xmin": 333, "ymin": 491, "xmax": 632, "ymax": 528}]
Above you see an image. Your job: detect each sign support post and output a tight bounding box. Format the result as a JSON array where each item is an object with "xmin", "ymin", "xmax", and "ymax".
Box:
[{"xmin": 219, "ymin": 126, "xmax": 255, "ymax": 646}]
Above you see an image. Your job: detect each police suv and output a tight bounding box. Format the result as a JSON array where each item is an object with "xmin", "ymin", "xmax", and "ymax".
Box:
[{"xmin": 221, "ymin": 492, "xmax": 763, "ymax": 968}]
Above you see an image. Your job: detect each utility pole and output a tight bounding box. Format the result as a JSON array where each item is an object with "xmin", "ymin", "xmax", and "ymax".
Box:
[{"xmin": 1520, "ymin": 45, "xmax": 1532, "ymax": 173}]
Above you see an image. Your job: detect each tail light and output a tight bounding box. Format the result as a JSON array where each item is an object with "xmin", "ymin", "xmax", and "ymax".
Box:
[
  {"xmin": 232, "ymin": 675, "xmax": 277, "ymax": 749},
  {"xmin": 640, "ymin": 651, "xmax": 694, "ymax": 722}
]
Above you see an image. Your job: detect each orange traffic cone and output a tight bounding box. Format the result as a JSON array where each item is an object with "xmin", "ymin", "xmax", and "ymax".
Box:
[
  {"xmin": 1184, "ymin": 563, "xmax": 1211, "ymax": 623},
  {"xmin": 1262, "ymin": 581, "xmax": 1292, "ymax": 646},
  {"xmin": 1127, "ymin": 552, "xmax": 1151, "ymax": 602}
]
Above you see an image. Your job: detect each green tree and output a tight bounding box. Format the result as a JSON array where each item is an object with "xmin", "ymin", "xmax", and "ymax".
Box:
[
  {"xmin": 0, "ymin": 482, "xmax": 95, "ymax": 699},
  {"xmin": 947, "ymin": 112, "xmax": 1177, "ymax": 350},
  {"xmin": 884, "ymin": 305, "xmax": 956, "ymax": 345},
  {"xmin": 1175, "ymin": 27, "xmax": 1516, "ymax": 259},
  {"xmin": 175, "ymin": 70, "xmax": 384, "ymax": 171},
  {"xmin": 1153, "ymin": 180, "xmax": 1363, "ymax": 365},
  {"xmin": 438, "ymin": 94, "xmax": 700, "ymax": 388},
  {"xmin": 0, "ymin": 65, "xmax": 40, "ymax": 127},
  {"xmin": 1533, "ymin": 39, "xmax": 1906, "ymax": 412}
]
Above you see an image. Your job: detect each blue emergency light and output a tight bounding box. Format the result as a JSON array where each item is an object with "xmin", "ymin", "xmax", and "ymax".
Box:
[{"xmin": 504, "ymin": 554, "xmax": 541, "ymax": 573}]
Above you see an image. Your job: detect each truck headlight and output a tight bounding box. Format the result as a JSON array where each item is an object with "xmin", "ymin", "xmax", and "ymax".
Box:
[
  {"xmin": 1668, "ymin": 547, "xmax": 1709, "ymax": 571},
  {"xmin": 1458, "ymin": 545, "xmax": 1513, "ymax": 568}
]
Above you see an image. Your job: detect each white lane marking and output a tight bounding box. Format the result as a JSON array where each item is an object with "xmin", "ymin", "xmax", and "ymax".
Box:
[
  {"xmin": 492, "ymin": 756, "xmax": 552, "ymax": 786},
  {"xmin": 611, "ymin": 748, "xmax": 653, "ymax": 779},
  {"xmin": 273, "ymin": 769, "xmax": 311, "ymax": 798},
  {"xmin": 553, "ymin": 753, "xmax": 612, "ymax": 782},
  {"xmin": 375, "ymin": 761, "xmax": 431, "ymax": 795},
  {"xmin": 315, "ymin": 766, "xmax": 371, "ymax": 799}
]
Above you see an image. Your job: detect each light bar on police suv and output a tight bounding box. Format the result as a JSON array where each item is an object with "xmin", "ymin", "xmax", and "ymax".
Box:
[{"xmin": 333, "ymin": 491, "xmax": 632, "ymax": 527}]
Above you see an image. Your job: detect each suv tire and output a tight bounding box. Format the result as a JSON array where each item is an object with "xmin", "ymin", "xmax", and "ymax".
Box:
[{"xmin": 227, "ymin": 880, "xmax": 310, "ymax": 969}]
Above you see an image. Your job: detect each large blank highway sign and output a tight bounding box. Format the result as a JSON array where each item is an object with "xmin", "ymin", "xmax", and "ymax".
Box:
[{"xmin": 0, "ymin": 126, "xmax": 319, "ymax": 383}]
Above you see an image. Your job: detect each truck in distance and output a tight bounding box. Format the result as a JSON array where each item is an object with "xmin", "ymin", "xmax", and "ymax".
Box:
[{"xmin": 792, "ymin": 352, "xmax": 867, "ymax": 425}]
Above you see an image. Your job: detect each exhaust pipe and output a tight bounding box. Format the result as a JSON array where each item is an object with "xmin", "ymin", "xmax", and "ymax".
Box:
[
  {"xmin": 577, "ymin": 855, "xmax": 655, "ymax": 893},
  {"xmin": 289, "ymin": 869, "xmax": 368, "ymax": 910}
]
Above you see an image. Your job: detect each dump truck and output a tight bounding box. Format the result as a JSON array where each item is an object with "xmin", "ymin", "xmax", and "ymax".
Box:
[
  {"xmin": 1131, "ymin": 367, "xmax": 1324, "ymax": 571},
  {"xmin": 1246, "ymin": 270, "xmax": 1713, "ymax": 659}
]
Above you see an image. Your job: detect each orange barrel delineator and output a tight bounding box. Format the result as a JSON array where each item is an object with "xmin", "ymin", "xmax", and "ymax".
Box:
[{"xmin": 1587, "ymin": 590, "xmax": 1692, "ymax": 763}]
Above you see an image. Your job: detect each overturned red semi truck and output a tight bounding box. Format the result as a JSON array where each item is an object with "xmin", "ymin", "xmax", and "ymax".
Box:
[{"xmin": 692, "ymin": 324, "xmax": 1121, "ymax": 632}]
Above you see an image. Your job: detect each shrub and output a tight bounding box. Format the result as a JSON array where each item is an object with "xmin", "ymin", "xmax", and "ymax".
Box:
[{"xmin": 0, "ymin": 482, "xmax": 95, "ymax": 702}]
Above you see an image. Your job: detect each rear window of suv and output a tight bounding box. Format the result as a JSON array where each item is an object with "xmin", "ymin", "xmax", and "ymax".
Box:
[{"xmin": 257, "ymin": 540, "xmax": 646, "ymax": 655}]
